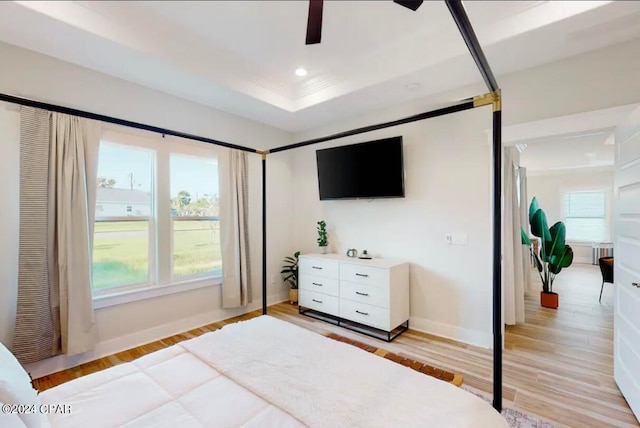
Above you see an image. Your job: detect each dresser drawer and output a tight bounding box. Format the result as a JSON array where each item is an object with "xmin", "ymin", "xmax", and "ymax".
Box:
[
  {"xmin": 340, "ymin": 263, "xmax": 389, "ymax": 287},
  {"xmin": 300, "ymin": 258, "xmax": 339, "ymax": 279},
  {"xmin": 340, "ymin": 281, "xmax": 389, "ymax": 308},
  {"xmin": 299, "ymin": 274, "xmax": 339, "ymax": 297},
  {"xmin": 299, "ymin": 289, "xmax": 339, "ymax": 317},
  {"xmin": 339, "ymin": 299, "xmax": 389, "ymax": 331}
]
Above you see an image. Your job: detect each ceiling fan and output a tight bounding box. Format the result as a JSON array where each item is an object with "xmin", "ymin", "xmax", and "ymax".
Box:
[{"xmin": 306, "ymin": 0, "xmax": 424, "ymax": 45}]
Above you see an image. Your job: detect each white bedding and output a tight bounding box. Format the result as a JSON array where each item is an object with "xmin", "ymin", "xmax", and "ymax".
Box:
[
  {"xmin": 39, "ymin": 344, "xmax": 303, "ymax": 428},
  {"xmin": 40, "ymin": 316, "xmax": 508, "ymax": 428}
]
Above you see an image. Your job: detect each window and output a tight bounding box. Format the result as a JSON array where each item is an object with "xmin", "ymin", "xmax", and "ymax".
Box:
[
  {"xmin": 92, "ymin": 131, "xmax": 221, "ymax": 299},
  {"xmin": 170, "ymin": 154, "xmax": 221, "ymax": 278},
  {"xmin": 563, "ymin": 191, "xmax": 607, "ymax": 242},
  {"xmin": 93, "ymin": 142, "xmax": 153, "ymax": 294}
]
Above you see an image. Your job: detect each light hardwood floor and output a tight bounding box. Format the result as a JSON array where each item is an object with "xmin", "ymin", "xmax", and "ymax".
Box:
[{"xmin": 33, "ymin": 264, "xmax": 638, "ymax": 427}]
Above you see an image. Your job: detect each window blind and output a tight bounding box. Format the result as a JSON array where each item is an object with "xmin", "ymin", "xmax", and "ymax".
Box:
[{"xmin": 563, "ymin": 191, "xmax": 607, "ymax": 242}]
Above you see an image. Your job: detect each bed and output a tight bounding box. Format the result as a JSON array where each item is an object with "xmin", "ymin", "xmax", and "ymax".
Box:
[{"xmin": 4, "ymin": 316, "xmax": 509, "ymax": 427}]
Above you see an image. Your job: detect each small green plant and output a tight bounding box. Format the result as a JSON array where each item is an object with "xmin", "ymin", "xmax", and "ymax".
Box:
[
  {"xmin": 521, "ymin": 197, "xmax": 574, "ymax": 294},
  {"xmin": 317, "ymin": 221, "xmax": 328, "ymax": 247},
  {"xmin": 280, "ymin": 251, "xmax": 300, "ymax": 289}
]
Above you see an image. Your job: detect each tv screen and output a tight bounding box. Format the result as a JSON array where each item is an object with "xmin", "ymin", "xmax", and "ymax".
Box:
[{"xmin": 316, "ymin": 136, "xmax": 404, "ymax": 200}]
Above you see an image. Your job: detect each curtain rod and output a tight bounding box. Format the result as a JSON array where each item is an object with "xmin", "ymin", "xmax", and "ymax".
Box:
[
  {"xmin": 269, "ymin": 98, "xmax": 476, "ymax": 153},
  {"xmin": 0, "ymin": 92, "xmax": 258, "ymax": 154}
]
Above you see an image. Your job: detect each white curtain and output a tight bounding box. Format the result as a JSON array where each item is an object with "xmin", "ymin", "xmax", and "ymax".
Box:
[
  {"xmin": 518, "ymin": 167, "xmax": 532, "ymax": 292},
  {"xmin": 219, "ymin": 149, "xmax": 252, "ymax": 308},
  {"xmin": 503, "ymin": 147, "xmax": 526, "ymax": 325},
  {"xmin": 49, "ymin": 113, "xmax": 100, "ymax": 355}
]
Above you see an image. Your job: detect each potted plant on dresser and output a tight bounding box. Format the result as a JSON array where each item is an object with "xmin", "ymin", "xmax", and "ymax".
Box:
[
  {"xmin": 522, "ymin": 197, "xmax": 574, "ymax": 309},
  {"xmin": 317, "ymin": 221, "xmax": 328, "ymax": 254},
  {"xmin": 281, "ymin": 251, "xmax": 300, "ymax": 303}
]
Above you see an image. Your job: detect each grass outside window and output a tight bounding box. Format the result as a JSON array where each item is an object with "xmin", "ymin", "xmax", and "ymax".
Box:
[{"xmin": 92, "ymin": 220, "xmax": 222, "ymax": 291}]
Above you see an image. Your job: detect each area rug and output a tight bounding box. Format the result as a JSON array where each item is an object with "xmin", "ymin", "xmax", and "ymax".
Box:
[
  {"xmin": 324, "ymin": 332, "xmax": 463, "ymax": 386},
  {"xmin": 462, "ymin": 387, "xmax": 560, "ymax": 428}
]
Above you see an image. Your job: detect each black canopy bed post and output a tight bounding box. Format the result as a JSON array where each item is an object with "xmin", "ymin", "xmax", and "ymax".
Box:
[
  {"xmin": 446, "ymin": 0, "xmax": 502, "ymax": 412},
  {"xmin": 259, "ymin": 150, "xmax": 269, "ymax": 315},
  {"xmin": 492, "ymin": 96, "xmax": 503, "ymax": 411}
]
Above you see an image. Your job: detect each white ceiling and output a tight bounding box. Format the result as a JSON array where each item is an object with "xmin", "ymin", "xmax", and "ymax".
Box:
[
  {"xmin": 519, "ymin": 132, "xmax": 615, "ymax": 172},
  {"xmin": 1, "ymin": 1, "xmax": 640, "ymax": 131},
  {"xmin": 509, "ymin": 104, "xmax": 639, "ymax": 173}
]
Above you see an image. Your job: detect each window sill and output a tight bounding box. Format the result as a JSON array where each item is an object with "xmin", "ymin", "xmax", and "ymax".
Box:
[
  {"xmin": 567, "ymin": 240, "xmax": 611, "ymax": 247},
  {"xmin": 92, "ymin": 276, "xmax": 222, "ymax": 309}
]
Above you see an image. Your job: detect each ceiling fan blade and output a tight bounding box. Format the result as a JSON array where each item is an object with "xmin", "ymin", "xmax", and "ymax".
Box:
[
  {"xmin": 393, "ymin": 0, "xmax": 423, "ymax": 11},
  {"xmin": 306, "ymin": 0, "xmax": 323, "ymax": 45}
]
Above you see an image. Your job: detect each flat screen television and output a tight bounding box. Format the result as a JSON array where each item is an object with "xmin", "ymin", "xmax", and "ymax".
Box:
[{"xmin": 316, "ymin": 136, "xmax": 404, "ymax": 200}]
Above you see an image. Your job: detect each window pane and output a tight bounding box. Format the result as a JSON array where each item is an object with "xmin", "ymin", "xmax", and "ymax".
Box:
[
  {"xmin": 563, "ymin": 191, "xmax": 607, "ymax": 242},
  {"xmin": 93, "ymin": 220, "xmax": 149, "ymax": 289},
  {"xmin": 93, "ymin": 142, "xmax": 154, "ymax": 291},
  {"xmin": 95, "ymin": 142, "xmax": 153, "ymax": 216},
  {"xmin": 170, "ymin": 154, "xmax": 220, "ymax": 277},
  {"xmin": 564, "ymin": 191, "xmax": 605, "ymax": 218},
  {"xmin": 565, "ymin": 218, "xmax": 606, "ymax": 242},
  {"xmin": 173, "ymin": 219, "xmax": 222, "ymax": 276}
]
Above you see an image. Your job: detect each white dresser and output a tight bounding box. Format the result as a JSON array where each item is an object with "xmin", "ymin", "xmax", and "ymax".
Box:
[{"xmin": 298, "ymin": 254, "xmax": 410, "ymax": 340}]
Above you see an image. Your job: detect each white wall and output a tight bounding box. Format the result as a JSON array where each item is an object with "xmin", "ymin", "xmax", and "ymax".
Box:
[
  {"xmin": 0, "ymin": 42, "xmax": 295, "ymax": 376},
  {"xmin": 0, "ymin": 102, "xmax": 20, "ymax": 349},
  {"xmin": 292, "ymin": 107, "xmax": 495, "ymax": 348},
  {"xmin": 527, "ymin": 168, "xmax": 614, "ymax": 264},
  {"xmin": 290, "ymin": 39, "xmax": 640, "ymax": 347}
]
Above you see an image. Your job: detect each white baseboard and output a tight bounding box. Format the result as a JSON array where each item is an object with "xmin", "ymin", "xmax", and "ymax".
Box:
[
  {"xmin": 25, "ymin": 293, "xmax": 288, "ymax": 380},
  {"xmin": 409, "ymin": 316, "xmax": 492, "ymax": 349}
]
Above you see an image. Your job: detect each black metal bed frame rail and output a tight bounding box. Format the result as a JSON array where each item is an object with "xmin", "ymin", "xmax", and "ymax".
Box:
[{"xmin": 0, "ymin": 0, "xmax": 503, "ymax": 413}]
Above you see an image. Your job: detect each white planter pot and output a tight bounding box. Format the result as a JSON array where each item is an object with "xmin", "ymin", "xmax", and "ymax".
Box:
[{"xmin": 319, "ymin": 246, "xmax": 328, "ymax": 254}]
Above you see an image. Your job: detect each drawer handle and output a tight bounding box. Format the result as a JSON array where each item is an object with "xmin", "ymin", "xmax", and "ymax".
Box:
[
  {"xmin": 355, "ymin": 273, "xmax": 369, "ymax": 277},
  {"xmin": 312, "ymin": 282, "xmax": 323, "ymax": 286},
  {"xmin": 355, "ymin": 291, "xmax": 369, "ymax": 296},
  {"xmin": 355, "ymin": 310, "xmax": 369, "ymax": 316},
  {"xmin": 312, "ymin": 299, "xmax": 323, "ymax": 304},
  {"xmin": 312, "ymin": 266, "xmax": 323, "ymax": 270},
  {"xmin": 633, "ymin": 282, "xmax": 639, "ymax": 288}
]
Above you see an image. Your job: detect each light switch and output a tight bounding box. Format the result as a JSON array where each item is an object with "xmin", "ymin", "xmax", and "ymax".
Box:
[{"xmin": 449, "ymin": 233, "xmax": 469, "ymax": 246}]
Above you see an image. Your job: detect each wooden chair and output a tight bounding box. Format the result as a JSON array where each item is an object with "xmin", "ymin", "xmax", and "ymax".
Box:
[{"xmin": 598, "ymin": 257, "xmax": 614, "ymax": 303}]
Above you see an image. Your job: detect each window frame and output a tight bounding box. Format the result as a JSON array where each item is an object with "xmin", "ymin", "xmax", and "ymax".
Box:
[
  {"xmin": 92, "ymin": 127, "xmax": 222, "ymax": 307},
  {"xmin": 561, "ymin": 188, "xmax": 609, "ymax": 243}
]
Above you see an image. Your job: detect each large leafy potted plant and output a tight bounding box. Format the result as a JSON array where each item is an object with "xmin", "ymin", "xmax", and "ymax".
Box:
[
  {"xmin": 281, "ymin": 251, "xmax": 300, "ymax": 303},
  {"xmin": 521, "ymin": 197, "xmax": 574, "ymax": 309}
]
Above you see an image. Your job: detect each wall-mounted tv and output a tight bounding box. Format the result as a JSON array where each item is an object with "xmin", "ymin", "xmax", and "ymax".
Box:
[{"xmin": 316, "ymin": 136, "xmax": 405, "ymax": 200}]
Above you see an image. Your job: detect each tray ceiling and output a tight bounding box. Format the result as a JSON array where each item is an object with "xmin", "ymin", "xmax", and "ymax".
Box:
[{"xmin": 1, "ymin": 1, "xmax": 639, "ymax": 131}]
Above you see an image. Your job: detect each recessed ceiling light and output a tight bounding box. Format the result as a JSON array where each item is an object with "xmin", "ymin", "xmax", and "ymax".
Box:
[{"xmin": 295, "ymin": 68, "xmax": 308, "ymax": 77}]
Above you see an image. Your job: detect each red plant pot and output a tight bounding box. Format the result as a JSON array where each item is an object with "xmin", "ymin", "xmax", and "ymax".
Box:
[{"xmin": 540, "ymin": 291, "xmax": 559, "ymax": 309}]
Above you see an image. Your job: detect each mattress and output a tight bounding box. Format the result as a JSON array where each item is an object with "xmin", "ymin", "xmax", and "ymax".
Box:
[{"xmin": 40, "ymin": 316, "xmax": 508, "ymax": 428}]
